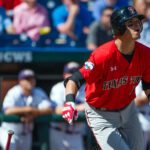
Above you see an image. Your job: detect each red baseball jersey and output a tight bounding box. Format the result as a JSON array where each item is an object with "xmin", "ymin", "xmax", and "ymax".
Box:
[
  {"xmin": 0, "ymin": 0, "xmax": 22, "ymax": 10},
  {"xmin": 79, "ymin": 40, "xmax": 150, "ymax": 110}
]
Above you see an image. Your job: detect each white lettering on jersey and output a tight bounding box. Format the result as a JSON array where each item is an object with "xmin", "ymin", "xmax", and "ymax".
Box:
[{"xmin": 110, "ymin": 66, "xmax": 117, "ymax": 71}]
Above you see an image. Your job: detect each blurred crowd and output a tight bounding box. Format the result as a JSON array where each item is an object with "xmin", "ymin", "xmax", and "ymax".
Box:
[{"xmin": 0, "ymin": 0, "xmax": 142, "ymax": 49}]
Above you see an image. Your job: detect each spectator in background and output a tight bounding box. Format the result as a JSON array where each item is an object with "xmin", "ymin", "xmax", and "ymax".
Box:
[
  {"xmin": 134, "ymin": 0, "xmax": 150, "ymax": 47},
  {"xmin": 135, "ymin": 82, "xmax": 150, "ymax": 150},
  {"xmin": 86, "ymin": 6, "xmax": 114, "ymax": 50},
  {"xmin": 52, "ymin": 0, "xmax": 92, "ymax": 42},
  {"xmin": 49, "ymin": 62, "xmax": 86, "ymax": 150},
  {"xmin": 92, "ymin": 0, "xmax": 129, "ymax": 21},
  {"xmin": 0, "ymin": 0, "xmax": 22, "ymax": 16},
  {"xmin": 146, "ymin": 6, "xmax": 150, "ymax": 20},
  {"xmin": 13, "ymin": 0, "xmax": 50, "ymax": 42},
  {"xmin": 133, "ymin": 0, "xmax": 147, "ymax": 16},
  {"xmin": 145, "ymin": 0, "xmax": 150, "ymax": 20},
  {"xmin": 0, "ymin": 6, "xmax": 15, "ymax": 34},
  {"xmin": 0, "ymin": 69, "xmax": 53, "ymax": 150}
]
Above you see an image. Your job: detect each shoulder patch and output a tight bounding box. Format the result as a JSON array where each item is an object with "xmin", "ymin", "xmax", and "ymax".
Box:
[{"xmin": 85, "ymin": 61, "xmax": 94, "ymax": 70}]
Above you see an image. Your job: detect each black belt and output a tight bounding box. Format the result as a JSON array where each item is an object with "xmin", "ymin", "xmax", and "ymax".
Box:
[
  {"xmin": 52, "ymin": 127, "xmax": 79, "ymax": 134},
  {"xmin": 93, "ymin": 104, "xmax": 129, "ymax": 112}
]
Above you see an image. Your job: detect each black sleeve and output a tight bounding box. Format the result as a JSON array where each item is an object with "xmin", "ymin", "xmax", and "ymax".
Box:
[
  {"xmin": 142, "ymin": 79, "xmax": 150, "ymax": 90},
  {"xmin": 64, "ymin": 71, "xmax": 86, "ymax": 89}
]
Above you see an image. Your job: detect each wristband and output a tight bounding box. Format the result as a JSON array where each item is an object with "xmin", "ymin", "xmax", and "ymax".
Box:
[{"xmin": 66, "ymin": 94, "xmax": 75, "ymax": 102}]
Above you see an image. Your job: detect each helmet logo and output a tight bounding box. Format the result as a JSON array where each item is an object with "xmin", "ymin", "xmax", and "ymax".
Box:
[{"xmin": 128, "ymin": 7, "xmax": 135, "ymax": 14}]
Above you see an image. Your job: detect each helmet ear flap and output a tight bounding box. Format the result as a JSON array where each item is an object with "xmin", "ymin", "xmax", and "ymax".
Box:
[
  {"xmin": 111, "ymin": 22, "xmax": 126, "ymax": 36},
  {"xmin": 119, "ymin": 23, "xmax": 126, "ymax": 35},
  {"xmin": 139, "ymin": 20, "xmax": 143, "ymax": 32}
]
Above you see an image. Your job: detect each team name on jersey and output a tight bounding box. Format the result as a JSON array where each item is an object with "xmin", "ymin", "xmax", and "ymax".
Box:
[{"xmin": 103, "ymin": 76, "xmax": 142, "ymax": 90}]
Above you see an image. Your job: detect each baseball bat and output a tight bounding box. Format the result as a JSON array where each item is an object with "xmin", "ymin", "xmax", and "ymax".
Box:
[{"xmin": 5, "ymin": 130, "xmax": 14, "ymax": 150}]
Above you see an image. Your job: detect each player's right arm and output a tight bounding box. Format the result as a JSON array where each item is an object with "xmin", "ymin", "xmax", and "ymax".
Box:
[
  {"xmin": 62, "ymin": 71, "xmax": 85, "ymax": 125},
  {"xmin": 65, "ymin": 80, "xmax": 78, "ymax": 97}
]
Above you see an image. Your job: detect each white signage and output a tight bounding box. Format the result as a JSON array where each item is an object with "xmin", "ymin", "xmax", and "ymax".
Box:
[{"xmin": 0, "ymin": 52, "xmax": 32, "ymax": 63}]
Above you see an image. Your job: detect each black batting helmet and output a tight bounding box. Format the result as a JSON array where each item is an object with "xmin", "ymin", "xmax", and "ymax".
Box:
[{"xmin": 110, "ymin": 6, "xmax": 145, "ymax": 36}]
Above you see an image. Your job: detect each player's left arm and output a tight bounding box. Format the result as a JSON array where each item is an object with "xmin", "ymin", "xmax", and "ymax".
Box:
[
  {"xmin": 142, "ymin": 80, "xmax": 150, "ymax": 103},
  {"xmin": 135, "ymin": 94, "xmax": 149, "ymax": 107},
  {"xmin": 143, "ymin": 89, "xmax": 150, "ymax": 101}
]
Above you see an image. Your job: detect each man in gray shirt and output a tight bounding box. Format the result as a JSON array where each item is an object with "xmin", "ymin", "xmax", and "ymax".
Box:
[{"xmin": 86, "ymin": 6, "xmax": 114, "ymax": 50}]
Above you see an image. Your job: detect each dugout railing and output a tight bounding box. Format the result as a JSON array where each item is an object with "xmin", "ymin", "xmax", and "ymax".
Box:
[{"xmin": 0, "ymin": 113, "xmax": 96, "ymax": 150}]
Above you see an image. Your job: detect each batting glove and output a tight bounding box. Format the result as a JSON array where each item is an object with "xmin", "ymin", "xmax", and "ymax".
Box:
[{"xmin": 62, "ymin": 102, "xmax": 78, "ymax": 125}]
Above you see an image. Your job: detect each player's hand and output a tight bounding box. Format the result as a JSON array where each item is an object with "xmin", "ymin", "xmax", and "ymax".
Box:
[{"xmin": 62, "ymin": 102, "xmax": 78, "ymax": 125}]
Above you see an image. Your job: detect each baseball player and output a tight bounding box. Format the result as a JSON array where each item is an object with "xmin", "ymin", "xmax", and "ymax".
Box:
[
  {"xmin": 49, "ymin": 62, "xmax": 86, "ymax": 150},
  {"xmin": 0, "ymin": 69, "xmax": 53, "ymax": 150},
  {"xmin": 62, "ymin": 6, "xmax": 150, "ymax": 150}
]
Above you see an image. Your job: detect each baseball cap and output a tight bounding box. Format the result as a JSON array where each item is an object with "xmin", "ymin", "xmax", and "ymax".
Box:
[
  {"xmin": 18, "ymin": 69, "xmax": 35, "ymax": 80},
  {"xmin": 63, "ymin": 62, "xmax": 80, "ymax": 74}
]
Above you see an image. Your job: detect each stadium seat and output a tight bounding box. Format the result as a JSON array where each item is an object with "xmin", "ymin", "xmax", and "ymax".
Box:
[
  {"xmin": 0, "ymin": 34, "xmax": 33, "ymax": 47},
  {"xmin": 38, "ymin": 0, "xmax": 61, "ymax": 11},
  {"xmin": 36, "ymin": 29, "xmax": 59, "ymax": 47}
]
